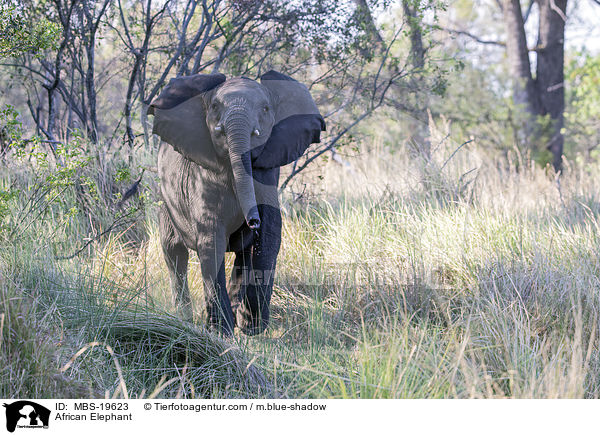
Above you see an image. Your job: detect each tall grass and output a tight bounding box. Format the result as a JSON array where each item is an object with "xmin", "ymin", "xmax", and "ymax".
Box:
[{"xmin": 2, "ymin": 119, "xmax": 600, "ymax": 398}]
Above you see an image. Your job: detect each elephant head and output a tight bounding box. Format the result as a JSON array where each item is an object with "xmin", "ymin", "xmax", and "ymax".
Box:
[{"xmin": 148, "ymin": 70, "xmax": 326, "ymax": 229}]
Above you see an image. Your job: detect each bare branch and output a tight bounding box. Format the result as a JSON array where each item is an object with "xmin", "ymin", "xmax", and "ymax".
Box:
[
  {"xmin": 550, "ymin": 0, "xmax": 567, "ymax": 21},
  {"xmin": 437, "ymin": 25, "xmax": 506, "ymax": 46}
]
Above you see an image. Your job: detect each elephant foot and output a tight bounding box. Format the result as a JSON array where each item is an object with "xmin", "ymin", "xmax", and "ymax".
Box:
[
  {"xmin": 206, "ymin": 307, "xmax": 235, "ymax": 336},
  {"xmin": 236, "ymin": 305, "xmax": 269, "ymax": 336}
]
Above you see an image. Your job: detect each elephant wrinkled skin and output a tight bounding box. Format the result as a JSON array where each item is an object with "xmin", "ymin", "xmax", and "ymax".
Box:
[{"xmin": 149, "ymin": 71, "xmax": 325, "ymax": 335}]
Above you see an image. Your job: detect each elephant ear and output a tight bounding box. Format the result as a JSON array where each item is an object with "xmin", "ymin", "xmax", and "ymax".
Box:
[
  {"xmin": 252, "ymin": 70, "xmax": 325, "ymax": 169},
  {"xmin": 148, "ymin": 73, "xmax": 226, "ymax": 171}
]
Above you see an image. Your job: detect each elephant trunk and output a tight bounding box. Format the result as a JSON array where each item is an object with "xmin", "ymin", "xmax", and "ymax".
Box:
[{"xmin": 225, "ymin": 111, "xmax": 261, "ymax": 230}]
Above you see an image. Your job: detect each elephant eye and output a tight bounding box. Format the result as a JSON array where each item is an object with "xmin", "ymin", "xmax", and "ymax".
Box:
[{"xmin": 263, "ymin": 106, "xmax": 269, "ymax": 113}]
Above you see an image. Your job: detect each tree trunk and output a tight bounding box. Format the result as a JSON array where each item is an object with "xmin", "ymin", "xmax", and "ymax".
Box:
[
  {"xmin": 81, "ymin": 0, "xmax": 110, "ymax": 144},
  {"xmin": 402, "ymin": 1, "xmax": 425, "ymax": 69},
  {"xmin": 125, "ymin": 53, "xmax": 142, "ymax": 146},
  {"xmin": 501, "ymin": 0, "xmax": 567, "ymax": 172},
  {"xmin": 501, "ymin": 0, "xmax": 539, "ymax": 115},
  {"xmin": 536, "ymin": 0, "xmax": 567, "ymax": 171},
  {"xmin": 402, "ymin": 0, "xmax": 429, "ymax": 158}
]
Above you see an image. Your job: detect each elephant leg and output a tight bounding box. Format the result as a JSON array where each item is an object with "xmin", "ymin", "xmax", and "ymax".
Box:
[
  {"xmin": 198, "ymin": 233, "xmax": 235, "ymax": 335},
  {"xmin": 237, "ymin": 204, "xmax": 281, "ymax": 335},
  {"xmin": 229, "ymin": 248, "xmax": 252, "ymax": 318},
  {"xmin": 159, "ymin": 206, "xmax": 193, "ymax": 321}
]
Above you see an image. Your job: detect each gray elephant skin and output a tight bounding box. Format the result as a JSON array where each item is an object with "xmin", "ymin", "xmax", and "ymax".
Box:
[{"xmin": 149, "ymin": 71, "xmax": 325, "ymax": 335}]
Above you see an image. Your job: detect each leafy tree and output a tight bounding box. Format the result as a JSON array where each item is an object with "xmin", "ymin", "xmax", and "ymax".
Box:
[
  {"xmin": 564, "ymin": 53, "xmax": 600, "ymax": 159},
  {"xmin": 0, "ymin": 1, "xmax": 59, "ymax": 58},
  {"xmin": 2, "ymin": 0, "xmax": 449, "ymax": 185}
]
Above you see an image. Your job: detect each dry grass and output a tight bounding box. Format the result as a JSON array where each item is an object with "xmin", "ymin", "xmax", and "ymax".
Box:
[{"xmin": 2, "ymin": 117, "xmax": 600, "ymax": 397}]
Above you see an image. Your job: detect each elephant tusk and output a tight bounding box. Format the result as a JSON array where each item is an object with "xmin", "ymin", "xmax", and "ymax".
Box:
[{"xmin": 252, "ymin": 129, "xmax": 260, "ymax": 137}]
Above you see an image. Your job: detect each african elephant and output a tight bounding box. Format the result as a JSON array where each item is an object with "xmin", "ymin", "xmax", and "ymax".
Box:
[{"xmin": 149, "ymin": 71, "xmax": 325, "ymax": 335}]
